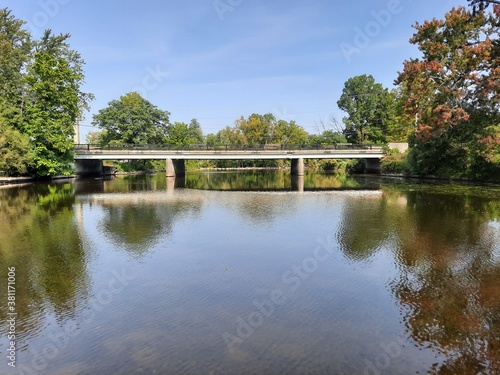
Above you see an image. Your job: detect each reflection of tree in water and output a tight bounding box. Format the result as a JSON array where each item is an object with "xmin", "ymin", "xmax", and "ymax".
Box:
[
  {"xmin": 235, "ymin": 194, "xmax": 292, "ymax": 226},
  {"xmin": 100, "ymin": 202, "xmax": 200, "ymax": 256},
  {"xmin": 102, "ymin": 174, "xmax": 168, "ymax": 193},
  {"xmin": 336, "ymin": 193, "xmax": 397, "ymax": 261},
  {"xmin": 185, "ymin": 170, "xmax": 364, "ymax": 191},
  {"xmin": 0, "ymin": 183, "xmax": 89, "ymax": 338},
  {"xmin": 304, "ymin": 172, "xmax": 364, "ymax": 190},
  {"xmin": 185, "ymin": 170, "xmax": 291, "ymax": 191},
  {"xmin": 337, "ymin": 185, "xmax": 500, "ymax": 373}
]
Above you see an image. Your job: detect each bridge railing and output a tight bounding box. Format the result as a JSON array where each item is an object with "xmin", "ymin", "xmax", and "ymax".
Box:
[{"xmin": 74, "ymin": 143, "xmax": 381, "ymax": 152}]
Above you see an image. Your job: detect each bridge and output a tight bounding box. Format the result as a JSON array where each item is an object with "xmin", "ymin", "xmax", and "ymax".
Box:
[{"xmin": 74, "ymin": 144, "xmax": 386, "ymax": 177}]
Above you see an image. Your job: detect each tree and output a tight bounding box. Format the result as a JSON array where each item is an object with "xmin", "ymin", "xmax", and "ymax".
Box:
[
  {"xmin": 0, "ymin": 8, "xmax": 31, "ymax": 111},
  {"xmin": 0, "ymin": 114, "xmax": 34, "ymax": 176},
  {"xmin": 216, "ymin": 125, "xmax": 246, "ymax": 148},
  {"xmin": 337, "ymin": 74, "xmax": 392, "ymax": 144},
  {"xmin": 273, "ymin": 120, "xmax": 309, "ymax": 148},
  {"xmin": 385, "ymin": 88, "xmax": 414, "ymax": 142},
  {"xmin": 206, "ymin": 133, "xmax": 218, "ymax": 148},
  {"xmin": 214, "ymin": 113, "xmax": 309, "ymax": 149},
  {"xmin": 396, "ymin": 5, "xmax": 500, "ymax": 177},
  {"xmin": 92, "ymin": 92, "xmax": 170, "ymax": 146},
  {"xmin": 167, "ymin": 122, "xmax": 191, "ymax": 147},
  {"xmin": 85, "ymin": 130, "xmax": 105, "ymax": 145},
  {"xmin": 23, "ymin": 31, "xmax": 93, "ymax": 176},
  {"xmin": 236, "ymin": 113, "xmax": 281, "ymax": 147},
  {"xmin": 188, "ymin": 118, "xmax": 204, "ymax": 144}
]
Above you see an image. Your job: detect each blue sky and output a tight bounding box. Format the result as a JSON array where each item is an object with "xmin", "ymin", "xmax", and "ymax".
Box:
[{"xmin": 6, "ymin": 0, "xmax": 469, "ymax": 140}]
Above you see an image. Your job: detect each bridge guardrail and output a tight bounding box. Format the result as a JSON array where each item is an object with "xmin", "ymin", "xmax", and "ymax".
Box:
[{"xmin": 74, "ymin": 143, "xmax": 381, "ymax": 152}]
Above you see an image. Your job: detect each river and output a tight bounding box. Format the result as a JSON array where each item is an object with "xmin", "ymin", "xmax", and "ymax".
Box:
[{"xmin": 1, "ymin": 171, "xmax": 500, "ymax": 374}]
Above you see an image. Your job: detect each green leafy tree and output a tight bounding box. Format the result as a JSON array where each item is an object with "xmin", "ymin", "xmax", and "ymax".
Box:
[
  {"xmin": 274, "ymin": 120, "xmax": 308, "ymax": 147},
  {"xmin": 0, "ymin": 114, "xmax": 34, "ymax": 175},
  {"xmin": 0, "ymin": 9, "xmax": 31, "ymax": 111},
  {"xmin": 23, "ymin": 31, "xmax": 92, "ymax": 176},
  {"xmin": 308, "ymin": 129, "xmax": 347, "ymax": 147},
  {"xmin": 214, "ymin": 113, "xmax": 310, "ymax": 150},
  {"xmin": 92, "ymin": 92, "xmax": 170, "ymax": 146},
  {"xmin": 337, "ymin": 74, "xmax": 392, "ymax": 144},
  {"xmin": 216, "ymin": 125, "xmax": 246, "ymax": 148},
  {"xmin": 188, "ymin": 118, "xmax": 204, "ymax": 144},
  {"xmin": 385, "ymin": 88, "xmax": 414, "ymax": 142},
  {"xmin": 236, "ymin": 113, "xmax": 276, "ymax": 147},
  {"xmin": 206, "ymin": 133, "xmax": 218, "ymax": 148},
  {"xmin": 85, "ymin": 130, "xmax": 105, "ymax": 145},
  {"xmin": 167, "ymin": 122, "xmax": 191, "ymax": 147}
]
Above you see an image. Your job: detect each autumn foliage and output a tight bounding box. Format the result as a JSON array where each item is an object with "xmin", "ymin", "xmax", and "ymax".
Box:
[{"xmin": 396, "ymin": 5, "xmax": 500, "ymax": 177}]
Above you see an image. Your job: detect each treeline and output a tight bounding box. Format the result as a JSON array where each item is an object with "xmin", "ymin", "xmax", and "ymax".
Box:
[{"xmin": 1, "ymin": 2, "xmax": 499, "ymax": 179}]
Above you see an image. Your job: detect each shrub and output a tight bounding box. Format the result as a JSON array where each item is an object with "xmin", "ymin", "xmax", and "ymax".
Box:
[{"xmin": 381, "ymin": 153, "xmax": 408, "ymax": 174}]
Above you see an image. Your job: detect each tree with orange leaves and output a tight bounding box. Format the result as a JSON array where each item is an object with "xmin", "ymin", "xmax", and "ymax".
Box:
[{"xmin": 397, "ymin": 5, "xmax": 499, "ymax": 177}]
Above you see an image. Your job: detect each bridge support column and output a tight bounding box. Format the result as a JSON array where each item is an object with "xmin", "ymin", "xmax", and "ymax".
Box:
[
  {"xmin": 166, "ymin": 159, "xmax": 186, "ymax": 178},
  {"xmin": 364, "ymin": 158, "xmax": 381, "ymax": 174},
  {"xmin": 291, "ymin": 175, "xmax": 305, "ymax": 192},
  {"xmin": 291, "ymin": 158, "xmax": 305, "ymax": 176}
]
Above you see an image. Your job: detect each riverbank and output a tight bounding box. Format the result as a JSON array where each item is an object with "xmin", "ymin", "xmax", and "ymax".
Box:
[
  {"xmin": 0, "ymin": 176, "xmax": 36, "ymax": 185},
  {"xmin": 381, "ymin": 172, "xmax": 500, "ymax": 184},
  {"xmin": 0, "ymin": 175, "xmax": 78, "ymax": 186}
]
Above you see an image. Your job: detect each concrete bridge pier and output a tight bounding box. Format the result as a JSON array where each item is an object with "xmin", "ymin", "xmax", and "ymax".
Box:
[
  {"xmin": 291, "ymin": 175, "xmax": 305, "ymax": 192},
  {"xmin": 166, "ymin": 175, "xmax": 186, "ymax": 194},
  {"xmin": 291, "ymin": 158, "xmax": 305, "ymax": 176},
  {"xmin": 166, "ymin": 159, "xmax": 186, "ymax": 178}
]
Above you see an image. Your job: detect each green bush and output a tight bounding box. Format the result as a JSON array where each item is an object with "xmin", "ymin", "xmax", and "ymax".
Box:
[
  {"xmin": 345, "ymin": 159, "xmax": 365, "ymax": 174},
  {"xmin": 381, "ymin": 153, "xmax": 408, "ymax": 174}
]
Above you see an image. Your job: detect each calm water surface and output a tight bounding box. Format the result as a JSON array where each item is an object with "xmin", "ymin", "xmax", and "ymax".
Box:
[{"xmin": 1, "ymin": 171, "xmax": 500, "ymax": 374}]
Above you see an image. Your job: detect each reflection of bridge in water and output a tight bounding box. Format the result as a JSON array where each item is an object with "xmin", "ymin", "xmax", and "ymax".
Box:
[{"xmin": 74, "ymin": 144, "xmax": 386, "ymax": 178}]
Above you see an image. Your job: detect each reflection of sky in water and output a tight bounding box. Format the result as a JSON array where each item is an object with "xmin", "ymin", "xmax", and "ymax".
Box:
[
  {"xmin": 1, "ymin": 175, "xmax": 500, "ymax": 375},
  {"xmin": 489, "ymin": 220, "xmax": 500, "ymax": 263},
  {"xmin": 490, "ymin": 220, "xmax": 500, "ymax": 230}
]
